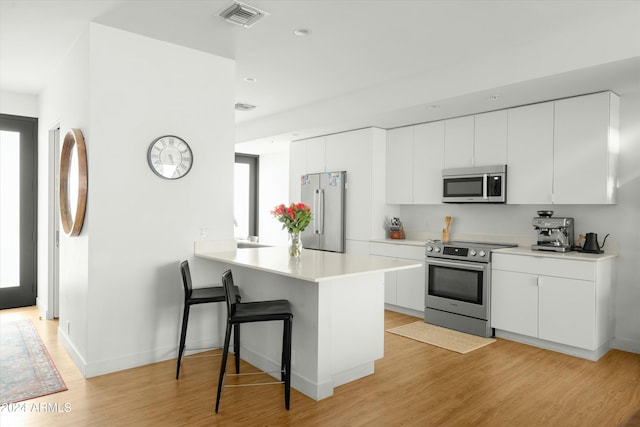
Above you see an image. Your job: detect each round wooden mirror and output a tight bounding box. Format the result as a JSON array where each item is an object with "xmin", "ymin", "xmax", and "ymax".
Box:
[{"xmin": 59, "ymin": 128, "xmax": 87, "ymax": 236}]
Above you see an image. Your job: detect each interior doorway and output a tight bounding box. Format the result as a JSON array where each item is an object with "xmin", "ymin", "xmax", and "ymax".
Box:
[
  {"xmin": 50, "ymin": 126, "xmax": 60, "ymax": 319},
  {"xmin": 0, "ymin": 114, "xmax": 37, "ymax": 309}
]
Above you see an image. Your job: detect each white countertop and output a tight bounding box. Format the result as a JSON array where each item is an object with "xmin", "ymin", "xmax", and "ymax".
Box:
[
  {"xmin": 370, "ymin": 238, "xmax": 428, "ymax": 247},
  {"xmin": 494, "ymin": 246, "xmax": 618, "ymax": 261},
  {"xmin": 196, "ymin": 246, "xmax": 422, "ymax": 282}
]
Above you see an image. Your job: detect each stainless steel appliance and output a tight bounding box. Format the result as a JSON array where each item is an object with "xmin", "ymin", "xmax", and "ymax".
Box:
[
  {"xmin": 425, "ymin": 240, "xmax": 517, "ymax": 337},
  {"xmin": 531, "ymin": 211, "xmax": 574, "ymax": 253},
  {"xmin": 300, "ymin": 171, "xmax": 346, "ymax": 253},
  {"xmin": 442, "ymin": 165, "xmax": 507, "ymax": 203}
]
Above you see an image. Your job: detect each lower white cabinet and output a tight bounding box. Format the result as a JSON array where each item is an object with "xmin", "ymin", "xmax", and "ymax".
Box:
[
  {"xmin": 491, "ymin": 269, "xmax": 538, "ymax": 337},
  {"xmin": 491, "ymin": 252, "xmax": 614, "ymax": 359},
  {"xmin": 538, "ymin": 275, "xmax": 595, "ymax": 349},
  {"xmin": 370, "ymin": 242, "xmax": 426, "ymax": 313}
]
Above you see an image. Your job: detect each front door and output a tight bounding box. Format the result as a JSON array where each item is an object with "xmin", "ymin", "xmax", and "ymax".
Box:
[{"xmin": 0, "ymin": 114, "xmax": 37, "ymax": 309}]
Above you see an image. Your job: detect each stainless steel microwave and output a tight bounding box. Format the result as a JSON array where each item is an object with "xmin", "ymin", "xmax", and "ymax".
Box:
[{"xmin": 442, "ymin": 165, "xmax": 507, "ymax": 203}]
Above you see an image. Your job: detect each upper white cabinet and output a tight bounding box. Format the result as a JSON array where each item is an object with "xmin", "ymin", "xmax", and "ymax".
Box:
[
  {"xmin": 305, "ymin": 136, "xmax": 326, "ymax": 174},
  {"xmin": 553, "ymin": 91, "xmax": 619, "ymax": 204},
  {"xmin": 444, "ymin": 116, "xmax": 474, "ymax": 168},
  {"xmin": 474, "ymin": 110, "xmax": 508, "ymax": 166},
  {"xmin": 506, "ymin": 92, "xmax": 619, "ymax": 205},
  {"xmin": 385, "ymin": 127, "xmax": 414, "ymax": 204},
  {"xmin": 443, "ymin": 111, "xmax": 507, "ymax": 169},
  {"xmin": 413, "ymin": 121, "xmax": 445, "ymax": 204},
  {"xmin": 507, "ymin": 102, "xmax": 555, "ymax": 204},
  {"xmin": 386, "ymin": 122, "xmax": 445, "ymax": 204},
  {"xmin": 289, "ymin": 140, "xmax": 306, "ymax": 202},
  {"xmin": 325, "ymin": 129, "xmax": 372, "ymax": 242}
]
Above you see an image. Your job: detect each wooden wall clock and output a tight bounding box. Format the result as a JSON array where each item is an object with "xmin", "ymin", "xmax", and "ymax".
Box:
[
  {"xmin": 59, "ymin": 128, "xmax": 88, "ymax": 237},
  {"xmin": 147, "ymin": 135, "xmax": 193, "ymax": 179}
]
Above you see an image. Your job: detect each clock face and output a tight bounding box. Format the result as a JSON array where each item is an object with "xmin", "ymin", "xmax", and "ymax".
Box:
[{"xmin": 147, "ymin": 135, "xmax": 193, "ymax": 179}]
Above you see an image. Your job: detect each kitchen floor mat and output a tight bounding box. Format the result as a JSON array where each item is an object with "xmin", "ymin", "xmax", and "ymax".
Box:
[{"xmin": 386, "ymin": 321, "xmax": 495, "ymax": 354}]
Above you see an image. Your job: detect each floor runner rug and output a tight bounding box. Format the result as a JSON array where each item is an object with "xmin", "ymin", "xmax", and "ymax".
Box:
[
  {"xmin": 0, "ymin": 319, "xmax": 67, "ymax": 404},
  {"xmin": 387, "ymin": 321, "xmax": 496, "ymax": 354}
]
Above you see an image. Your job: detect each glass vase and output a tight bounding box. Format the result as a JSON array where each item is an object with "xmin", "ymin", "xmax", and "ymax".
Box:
[{"xmin": 288, "ymin": 232, "xmax": 303, "ymax": 258}]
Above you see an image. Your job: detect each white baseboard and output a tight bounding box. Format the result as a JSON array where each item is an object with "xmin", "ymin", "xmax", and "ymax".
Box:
[
  {"xmin": 495, "ymin": 329, "xmax": 611, "ymax": 361},
  {"xmin": 612, "ymin": 337, "xmax": 640, "ymax": 355},
  {"xmin": 58, "ymin": 331, "xmax": 222, "ymax": 379},
  {"xmin": 239, "ymin": 343, "xmax": 333, "ymax": 401},
  {"xmin": 58, "ymin": 326, "xmax": 88, "ymax": 377}
]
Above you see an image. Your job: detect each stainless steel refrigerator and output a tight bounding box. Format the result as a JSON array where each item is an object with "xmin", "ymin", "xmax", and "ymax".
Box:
[{"xmin": 300, "ymin": 171, "xmax": 346, "ymax": 253}]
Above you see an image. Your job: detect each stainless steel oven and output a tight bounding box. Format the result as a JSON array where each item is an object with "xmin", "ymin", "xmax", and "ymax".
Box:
[{"xmin": 425, "ymin": 241, "xmax": 516, "ymax": 337}]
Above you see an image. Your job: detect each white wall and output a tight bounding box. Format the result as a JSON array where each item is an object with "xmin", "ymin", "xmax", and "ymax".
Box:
[
  {"xmin": 0, "ymin": 91, "xmax": 38, "ymax": 117},
  {"xmin": 258, "ymin": 149, "xmax": 290, "ymax": 246},
  {"xmin": 398, "ymin": 90, "xmax": 640, "ymax": 353},
  {"xmin": 39, "ymin": 23, "xmax": 236, "ymax": 376},
  {"xmin": 38, "ymin": 31, "xmax": 91, "ymax": 360}
]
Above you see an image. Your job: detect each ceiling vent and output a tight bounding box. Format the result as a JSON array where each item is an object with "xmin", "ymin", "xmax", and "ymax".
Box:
[
  {"xmin": 220, "ymin": 2, "xmax": 269, "ymax": 28},
  {"xmin": 235, "ymin": 103, "xmax": 256, "ymax": 111}
]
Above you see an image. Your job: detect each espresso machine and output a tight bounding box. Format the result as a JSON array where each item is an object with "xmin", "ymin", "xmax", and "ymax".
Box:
[{"xmin": 531, "ymin": 211, "xmax": 574, "ymax": 252}]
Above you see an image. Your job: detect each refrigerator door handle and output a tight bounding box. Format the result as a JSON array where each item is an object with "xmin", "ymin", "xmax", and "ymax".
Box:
[
  {"xmin": 317, "ymin": 189, "xmax": 325, "ymax": 235},
  {"xmin": 313, "ymin": 189, "xmax": 320, "ymax": 234}
]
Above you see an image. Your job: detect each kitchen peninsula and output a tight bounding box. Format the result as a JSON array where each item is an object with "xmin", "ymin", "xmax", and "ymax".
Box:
[{"xmin": 195, "ymin": 241, "xmax": 421, "ymax": 400}]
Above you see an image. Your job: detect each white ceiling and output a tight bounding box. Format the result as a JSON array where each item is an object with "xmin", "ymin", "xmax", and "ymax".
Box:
[{"xmin": 2, "ymin": 0, "xmax": 639, "ymax": 153}]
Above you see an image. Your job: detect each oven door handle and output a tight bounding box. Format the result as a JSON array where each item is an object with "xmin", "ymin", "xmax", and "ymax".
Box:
[{"xmin": 426, "ymin": 258, "xmax": 487, "ymax": 271}]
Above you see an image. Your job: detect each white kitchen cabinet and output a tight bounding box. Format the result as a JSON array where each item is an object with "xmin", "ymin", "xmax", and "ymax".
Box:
[
  {"xmin": 289, "ymin": 136, "xmax": 325, "ymax": 201},
  {"xmin": 506, "ymin": 102, "xmax": 554, "ymax": 204},
  {"xmin": 326, "ymin": 129, "xmax": 372, "ymax": 242},
  {"xmin": 444, "ymin": 112, "xmax": 506, "ymax": 169},
  {"xmin": 370, "ymin": 242, "xmax": 426, "ymax": 313},
  {"xmin": 553, "ymin": 91, "xmax": 619, "ymax": 204},
  {"xmin": 385, "ymin": 126, "xmax": 414, "ymax": 204},
  {"xmin": 386, "ymin": 122, "xmax": 445, "ymax": 205},
  {"xmin": 444, "ymin": 116, "xmax": 474, "ymax": 168},
  {"xmin": 305, "ymin": 136, "xmax": 326, "ymax": 174},
  {"xmin": 474, "ymin": 110, "xmax": 508, "ymax": 166},
  {"xmin": 491, "ymin": 251, "xmax": 614, "ymax": 360},
  {"xmin": 396, "ymin": 260, "xmax": 426, "ymax": 311},
  {"xmin": 289, "ymin": 140, "xmax": 306, "ymax": 202},
  {"xmin": 413, "ymin": 121, "xmax": 445, "ymax": 204},
  {"xmin": 538, "ymin": 275, "xmax": 595, "ymax": 349},
  {"xmin": 491, "ymin": 269, "xmax": 538, "ymax": 337}
]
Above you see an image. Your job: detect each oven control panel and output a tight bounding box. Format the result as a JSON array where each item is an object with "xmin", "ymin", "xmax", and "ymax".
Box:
[{"xmin": 425, "ymin": 240, "xmax": 515, "ymax": 262}]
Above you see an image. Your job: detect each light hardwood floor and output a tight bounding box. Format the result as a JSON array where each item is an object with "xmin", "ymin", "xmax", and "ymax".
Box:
[{"xmin": 1, "ymin": 306, "xmax": 639, "ymax": 426}]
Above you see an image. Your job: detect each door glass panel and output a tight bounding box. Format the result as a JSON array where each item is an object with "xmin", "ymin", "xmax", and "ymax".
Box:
[
  {"xmin": 234, "ymin": 162, "xmax": 250, "ymax": 239},
  {"xmin": 428, "ymin": 265, "xmax": 483, "ymax": 304},
  {"xmin": 0, "ymin": 130, "xmax": 20, "ymax": 288}
]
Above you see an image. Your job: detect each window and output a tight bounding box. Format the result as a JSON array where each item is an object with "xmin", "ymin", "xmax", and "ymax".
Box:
[{"xmin": 234, "ymin": 154, "xmax": 258, "ymax": 239}]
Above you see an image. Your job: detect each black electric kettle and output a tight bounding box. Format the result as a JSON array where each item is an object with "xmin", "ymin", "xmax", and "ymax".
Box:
[{"xmin": 582, "ymin": 233, "xmax": 609, "ymax": 254}]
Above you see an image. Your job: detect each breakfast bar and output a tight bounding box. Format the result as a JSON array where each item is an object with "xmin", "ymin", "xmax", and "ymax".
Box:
[{"xmin": 195, "ymin": 242, "xmax": 421, "ymax": 400}]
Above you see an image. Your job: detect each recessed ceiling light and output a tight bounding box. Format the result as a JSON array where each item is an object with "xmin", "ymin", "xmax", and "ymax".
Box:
[
  {"xmin": 293, "ymin": 28, "xmax": 311, "ymax": 37},
  {"xmin": 244, "ymin": 77, "xmax": 257, "ymax": 82}
]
